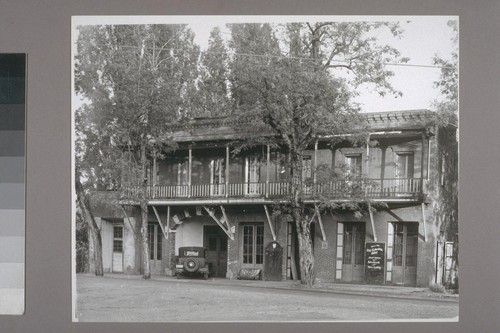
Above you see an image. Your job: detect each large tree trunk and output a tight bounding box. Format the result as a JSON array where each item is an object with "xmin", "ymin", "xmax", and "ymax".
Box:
[
  {"xmin": 294, "ymin": 209, "xmax": 315, "ymax": 287},
  {"xmin": 140, "ymin": 143, "xmax": 151, "ymax": 279},
  {"xmin": 75, "ymin": 168, "xmax": 103, "ymax": 276},
  {"xmin": 140, "ymin": 201, "xmax": 151, "ymax": 279},
  {"xmin": 290, "ymin": 151, "xmax": 315, "ymax": 287}
]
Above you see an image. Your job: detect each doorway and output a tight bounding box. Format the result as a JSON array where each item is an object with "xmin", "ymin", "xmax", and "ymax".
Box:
[
  {"xmin": 241, "ymin": 223, "xmax": 264, "ymax": 270},
  {"xmin": 204, "ymin": 225, "xmax": 228, "ymax": 277},
  {"xmin": 391, "ymin": 222, "xmax": 418, "ymax": 286},
  {"xmin": 112, "ymin": 225, "xmax": 124, "ymax": 273},
  {"xmin": 341, "ymin": 223, "xmax": 366, "ymax": 282},
  {"xmin": 148, "ymin": 223, "xmax": 163, "ymax": 275},
  {"xmin": 210, "ymin": 158, "xmax": 225, "ymax": 196}
]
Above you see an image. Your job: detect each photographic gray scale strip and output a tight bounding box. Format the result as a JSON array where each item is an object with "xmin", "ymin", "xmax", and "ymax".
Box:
[{"xmin": 0, "ymin": 54, "xmax": 25, "ymax": 315}]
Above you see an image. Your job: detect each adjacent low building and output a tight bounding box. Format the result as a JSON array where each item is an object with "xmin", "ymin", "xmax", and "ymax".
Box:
[{"xmin": 88, "ymin": 109, "xmax": 458, "ymax": 287}]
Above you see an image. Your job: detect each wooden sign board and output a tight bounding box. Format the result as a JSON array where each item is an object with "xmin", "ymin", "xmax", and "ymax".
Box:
[{"xmin": 365, "ymin": 242, "xmax": 385, "ymax": 285}]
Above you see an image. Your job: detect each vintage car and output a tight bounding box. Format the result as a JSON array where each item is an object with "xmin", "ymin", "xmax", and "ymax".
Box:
[{"xmin": 175, "ymin": 246, "xmax": 210, "ymax": 279}]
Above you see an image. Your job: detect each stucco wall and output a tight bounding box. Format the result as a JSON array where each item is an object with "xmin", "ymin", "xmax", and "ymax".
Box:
[
  {"xmin": 312, "ymin": 204, "xmax": 437, "ymax": 287},
  {"xmin": 94, "ymin": 203, "xmax": 437, "ymax": 286},
  {"xmin": 94, "ymin": 215, "xmax": 141, "ymax": 275},
  {"xmin": 224, "ymin": 207, "xmax": 287, "ymax": 280},
  {"xmin": 174, "ymin": 216, "xmax": 216, "ymax": 255}
]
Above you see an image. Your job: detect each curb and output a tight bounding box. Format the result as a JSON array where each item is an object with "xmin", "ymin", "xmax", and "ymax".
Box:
[
  {"xmin": 78, "ymin": 274, "xmax": 459, "ymax": 303},
  {"xmin": 154, "ymin": 275, "xmax": 459, "ymax": 303}
]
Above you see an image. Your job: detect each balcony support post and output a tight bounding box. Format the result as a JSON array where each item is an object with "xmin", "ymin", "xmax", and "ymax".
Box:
[
  {"xmin": 152, "ymin": 151, "xmax": 157, "ymax": 198},
  {"xmin": 263, "ymin": 205, "xmax": 276, "ymax": 241},
  {"xmin": 365, "ymin": 135, "xmax": 371, "ymax": 196},
  {"xmin": 188, "ymin": 148, "xmax": 192, "ymax": 198},
  {"xmin": 266, "ymin": 145, "xmax": 270, "ymax": 198},
  {"xmin": 421, "ymin": 133, "xmax": 425, "ymax": 195},
  {"xmin": 166, "ymin": 205, "xmax": 170, "ymax": 234},
  {"xmin": 368, "ymin": 203, "xmax": 377, "ymax": 242},
  {"xmin": 314, "ymin": 140, "xmax": 318, "ymax": 191},
  {"xmin": 152, "ymin": 205, "xmax": 169, "ymax": 240},
  {"xmin": 226, "ymin": 146, "xmax": 230, "ymax": 198},
  {"xmin": 427, "ymin": 136, "xmax": 431, "ymax": 181},
  {"xmin": 366, "ymin": 134, "xmax": 371, "ymax": 176}
]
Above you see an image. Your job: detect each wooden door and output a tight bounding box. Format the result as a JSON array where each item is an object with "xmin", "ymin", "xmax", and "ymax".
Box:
[
  {"xmin": 148, "ymin": 223, "xmax": 163, "ymax": 275},
  {"xmin": 245, "ymin": 157, "xmax": 261, "ymax": 195},
  {"xmin": 241, "ymin": 224, "xmax": 264, "ymax": 270},
  {"xmin": 204, "ymin": 226, "xmax": 228, "ymax": 277},
  {"xmin": 112, "ymin": 225, "xmax": 124, "ymax": 273},
  {"xmin": 210, "ymin": 158, "xmax": 225, "ymax": 196},
  {"xmin": 392, "ymin": 223, "xmax": 418, "ymax": 286},
  {"xmin": 342, "ymin": 223, "xmax": 366, "ymax": 282},
  {"xmin": 395, "ymin": 152, "xmax": 415, "ymax": 194}
]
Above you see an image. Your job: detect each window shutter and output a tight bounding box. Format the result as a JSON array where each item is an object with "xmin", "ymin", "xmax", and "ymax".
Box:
[
  {"xmin": 336, "ymin": 222, "xmax": 344, "ymax": 280},
  {"xmin": 386, "ymin": 222, "xmax": 394, "ymax": 282}
]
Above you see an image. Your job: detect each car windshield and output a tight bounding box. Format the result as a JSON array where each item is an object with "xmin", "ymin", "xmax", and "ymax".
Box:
[{"xmin": 184, "ymin": 250, "xmax": 199, "ymax": 256}]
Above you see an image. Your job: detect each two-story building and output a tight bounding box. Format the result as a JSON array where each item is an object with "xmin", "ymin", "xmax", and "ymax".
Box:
[{"xmin": 89, "ymin": 109, "xmax": 456, "ymax": 287}]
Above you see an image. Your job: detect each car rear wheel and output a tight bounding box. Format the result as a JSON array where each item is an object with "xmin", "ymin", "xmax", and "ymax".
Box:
[{"xmin": 183, "ymin": 258, "xmax": 200, "ymax": 273}]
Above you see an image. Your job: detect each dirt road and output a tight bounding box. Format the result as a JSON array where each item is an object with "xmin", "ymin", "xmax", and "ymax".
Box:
[{"xmin": 75, "ymin": 275, "xmax": 458, "ymax": 322}]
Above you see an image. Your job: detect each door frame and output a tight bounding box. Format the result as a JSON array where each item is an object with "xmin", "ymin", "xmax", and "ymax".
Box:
[
  {"xmin": 387, "ymin": 221, "xmax": 418, "ymax": 286},
  {"xmin": 240, "ymin": 223, "xmax": 265, "ymax": 270},
  {"xmin": 210, "ymin": 158, "xmax": 225, "ymax": 196},
  {"xmin": 203, "ymin": 225, "xmax": 228, "ymax": 277},
  {"xmin": 148, "ymin": 222, "xmax": 163, "ymax": 275},
  {"xmin": 112, "ymin": 224, "xmax": 124, "ymax": 273},
  {"xmin": 337, "ymin": 222, "xmax": 366, "ymax": 282}
]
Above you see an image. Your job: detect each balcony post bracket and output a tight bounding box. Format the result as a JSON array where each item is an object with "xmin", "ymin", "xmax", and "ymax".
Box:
[
  {"xmin": 368, "ymin": 203, "xmax": 377, "ymax": 242},
  {"xmin": 263, "ymin": 205, "xmax": 277, "ymax": 241},
  {"xmin": 421, "ymin": 202, "xmax": 427, "ymax": 242},
  {"xmin": 152, "ymin": 205, "xmax": 169, "ymax": 240},
  {"xmin": 314, "ymin": 204, "xmax": 327, "ymax": 242},
  {"xmin": 203, "ymin": 206, "xmax": 234, "ymax": 240},
  {"xmin": 120, "ymin": 204, "xmax": 138, "ymax": 239},
  {"xmin": 219, "ymin": 205, "xmax": 234, "ymax": 238}
]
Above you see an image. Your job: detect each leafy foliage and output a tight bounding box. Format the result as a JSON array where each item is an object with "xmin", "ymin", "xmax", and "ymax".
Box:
[
  {"xmin": 75, "ymin": 24, "xmax": 201, "ymax": 278},
  {"xmin": 225, "ymin": 22, "xmax": 408, "ymax": 286},
  {"xmin": 432, "ymin": 20, "xmax": 458, "ymax": 127},
  {"xmin": 431, "ymin": 20, "xmax": 459, "ymax": 289},
  {"xmin": 195, "ymin": 27, "xmax": 231, "ymax": 117},
  {"xmin": 75, "ymin": 21, "xmax": 411, "ymax": 285}
]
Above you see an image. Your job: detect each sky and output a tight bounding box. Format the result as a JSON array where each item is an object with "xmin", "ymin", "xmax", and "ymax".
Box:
[{"xmin": 72, "ymin": 15, "xmax": 458, "ymax": 114}]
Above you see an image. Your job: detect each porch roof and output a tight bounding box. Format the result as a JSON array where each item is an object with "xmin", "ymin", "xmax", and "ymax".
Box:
[{"xmin": 166, "ymin": 109, "xmax": 434, "ymax": 143}]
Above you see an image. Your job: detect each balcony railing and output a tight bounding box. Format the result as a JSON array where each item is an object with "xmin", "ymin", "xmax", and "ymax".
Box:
[{"xmin": 123, "ymin": 178, "xmax": 422, "ymax": 201}]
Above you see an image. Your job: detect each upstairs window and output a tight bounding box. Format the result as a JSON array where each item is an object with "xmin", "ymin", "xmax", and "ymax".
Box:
[
  {"xmin": 345, "ymin": 154, "xmax": 362, "ymax": 177},
  {"xmin": 396, "ymin": 152, "xmax": 414, "ymax": 179},
  {"xmin": 302, "ymin": 156, "xmax": 312, "ymax": 181},
  {"xmin": 245, "ymin": 156, "xmax": 261, "ymax": 183},
  {"xmin": 177, "ymin": 160, "xmax": 189, "ymax": 185},
  {"xmin": 210, "ymin": 158, "xmax": 225, "ymax": 184}
]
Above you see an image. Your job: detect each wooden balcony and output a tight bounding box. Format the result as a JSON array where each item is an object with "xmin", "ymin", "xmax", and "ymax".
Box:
[{"xmin": 123, "ymin": 178, "xmax": 422, "ymax": 202}]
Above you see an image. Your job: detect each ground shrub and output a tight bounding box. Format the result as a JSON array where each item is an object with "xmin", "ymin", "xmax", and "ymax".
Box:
[{"xmin": 429, "ymin": 283, "xmax": 447, "ymax": 293}]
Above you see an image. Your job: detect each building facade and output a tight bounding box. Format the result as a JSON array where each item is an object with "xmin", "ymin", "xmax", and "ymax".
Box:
[{"xmin": 89, "ymin": 109, "xmax": 457, "ymax": 287}]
